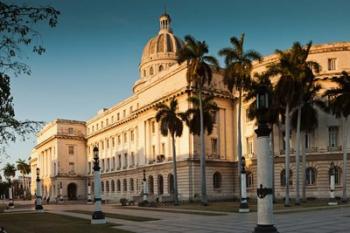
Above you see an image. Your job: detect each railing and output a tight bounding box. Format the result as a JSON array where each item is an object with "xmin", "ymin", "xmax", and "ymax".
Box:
[{"xmin": 328, "ymin": 145, "xmax": 342, "ymax": 152}]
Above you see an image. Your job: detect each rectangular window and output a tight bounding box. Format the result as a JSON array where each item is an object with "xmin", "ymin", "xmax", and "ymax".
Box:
[
  {"xmin": 328, "ymin": 58, "xmax": 336, "ymax": 71},
  {"xmin": 117, "ymin": 113, "xmax": 120, "ymax": 121},
  {"xmin": 112, "ymin": 137, "xmax": 115, "ymax": 147},
  {"xmin": 111, "ymin": 116, "xmax": 114, "ymax": 123},
  {"xmin": 101, "ymin": 159, "xmax": 105, "ymax": 172},
  {"xmin": 118, "ymin": 154, "xmax": 121, "ymax": 169},
  {"xmin": 124, "ymin": 132, "xmax": 127, "ymax": 143},
  {"xmin": 123, "ymin": 109, "xmax": 126, "ymax": 117},
  {"xmin": 88, "ymin": 162, "xmax": 91, "ymax": 174},
  {"xmin": 69, "ymin": 162, "xmax": 75, "ymax": 173},
  {"xmin": 124, "ymin": 153, "xmax": 128, "ymax": 168},
  {"xmin": 96, "ymin": 123, "xmax": 99, "ymax": 130},
  {"xmin": 106, "ymin": 158, "xmax": 110, "ymax": 171},
  {"xmin": 131, "ymin": 130, "xmax": 134, "ymax": 142},
  {"xmin": 106, "ymin": 138, "xmax": 109, "ymax": 148},
  {"xmin": 106, "ymin": 118, "xmax": 109, "ymax": 126},
  {"xmin": 92, "ymin": 126, "xmax": 95, "ymax": 132},
  {"xmin": 329, "ymin": 126, "xmax": 338, "ymax": 147},
  {"xmin": 211, "ymin": 138, "xmax": 218, "ymax": 155},
  {"xmin": 151, "ymin": 122, "xmax": 155, "ymax": 133},
  {"xmin": 130, "ymin": 106, "xmax": 133, "ymax": 113},
  {"xmin": 101, "ymin": 141, "xmax": 104, "ymax": 150},
  {"xmin": 305, "ymin": 133, "xmax": 310, "ymax": 149},
  {"xmin": 131, "ymin": 152, "xmax": 135, "ymax": 166},
  {"xmin": 118, "ymin": 135, "xmax": 121, "ymax": 145},
  {"xmin": 112, "ymin": 157, "xmax": 115, "ymax": 170},
  {"xmin": 101, "ymin": 121, "xmax": 104, "ymax": 128},
  {"xmin": 68, "ymin": 127, "xmax": 74, "ymax": 134},
  {"xmin": 246, "ymin": 137, "xmax": 253, "ymax": 155},
  {"xmin": 152, "ymin": 145, "xmax": 156, "ymax": 160},
  {"xmin": 68, "ymin": 145, "xmax": 74, "ymax": 155}
]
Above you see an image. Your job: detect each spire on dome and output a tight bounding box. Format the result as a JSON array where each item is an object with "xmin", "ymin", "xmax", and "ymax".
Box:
[{"xmin": 159, "ymin": 9, "xmax": 171, "ymax": 33}]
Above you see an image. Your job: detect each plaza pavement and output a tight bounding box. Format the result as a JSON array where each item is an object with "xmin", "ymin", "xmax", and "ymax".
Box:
[{"xmin": 39, "ymin": 202, "xmax": 350, "ymax": 233}]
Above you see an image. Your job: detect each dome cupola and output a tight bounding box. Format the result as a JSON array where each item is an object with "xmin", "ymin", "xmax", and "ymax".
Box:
[{"xmin": 138, "ymin": 12, "xmax": 183, "ymax": 81}]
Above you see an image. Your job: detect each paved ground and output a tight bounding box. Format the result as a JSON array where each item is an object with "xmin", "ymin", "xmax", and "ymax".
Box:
[{"xmin": 6, "ymin": 201, "xmax": 350, "ymax": 233}]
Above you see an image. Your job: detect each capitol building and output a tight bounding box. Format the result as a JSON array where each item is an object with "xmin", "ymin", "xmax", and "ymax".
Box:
[{"xmin": 29, "ymin": 13, "xmax": 350, "ymax": 202}]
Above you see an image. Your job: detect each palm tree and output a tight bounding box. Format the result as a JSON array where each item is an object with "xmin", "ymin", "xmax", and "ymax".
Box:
[
  {"xmin": 268, "ymin": 42, "xmax": 313, "ymax": 206},
  {"xmin": 177, "ymin": 35, "xmax": 219, "ymax": 205},
  {"xmin": 218, "ymin": 33, "xmax": 261, "ymax": 201},
  {"xmin": 155, "ymin": 98, "xmax": 184, "ymax": 205},
  {"xmin": 322, "ymin": 71, "xmax": 350, "ymax": 202},
  {"xmin": 16, "ymin": 159, "xmax": 31, "ymax": 197},
  {"xmin": 3, "ymin": 163, "xmax": 16, "ymax": 183}
]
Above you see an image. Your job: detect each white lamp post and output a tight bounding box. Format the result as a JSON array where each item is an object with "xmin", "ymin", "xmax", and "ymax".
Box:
[
  {"xmin": 35, "ymin": 168, "xmax": 43, "ymax": 212},
  {"xmin": 142, "ymin": 169, "xmax": 148, "ymax": 201},
  {"xmin": 91, "ymin": 147, "xmax": 106, "ymax": 224},
  {"xmin": 328, "ymin": 162, "xmax": 338, "ymax": 206},
  {"xmin": 87, "ymin": 181, "xmax": 92, "ymax": 204},
  {"xmin": 239, "ymin": 156, "xmax": 249, "ymax": 212},
  {"xmin": 8, "ymin": 184, "xmax": 14, "ymax": 209},
  {"xmin": 253, "ymin": 85, "xmax": 279, "ymax": 233}
]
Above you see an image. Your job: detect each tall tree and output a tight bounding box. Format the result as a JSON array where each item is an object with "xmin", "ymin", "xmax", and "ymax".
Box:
[
  {"xmin": 0, "ymin": 1, "xmax": 60, "ymax": 160},
  {"xmin": 16, "ymin": 158, "xmax": 30, "ymax": 196},
  {"xmin": 218, "ymin": 33, "xmax": 261, "ymax": 200},
  {"xmin": 155, "ymin": 98, "xmax": 184, "ymax": 205},
  {"xmin": 322, "ymin": 71, "xmax": 350, "ymax": 202},
  {"xmin": 3, "ymin": 163, "xmax": 16, "ymax": 182},
  {"xmin": 177, "ymin": 35, "xmax": 219, "ymax": 205}
]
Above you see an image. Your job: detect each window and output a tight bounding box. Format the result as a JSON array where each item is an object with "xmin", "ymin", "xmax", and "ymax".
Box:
[
  {"xmin": 92, "ymin": 126, "xmax": 95, "ymax": 132},
  {"xmin": 123, "ymin": 109, "xmax": 126, "ymax": 117},
  {"xmin": 111, "ymin": 116, "xmax": 114, "ymax": 123},
  {"xmin": 213, "ymin": 172, "xmax": 222, "ymax": 189},
  {"xmin": 157, "ymin": 175, "xmax": 164, "ymax": 194},
  {"xmin": 329, "ymin": 166, "xmax": 342, "ymax": 185},
  {"xmin": 329, "ymin": 126, "xmax": 338, "ymax": 147},
  {"xmin": 246, "ymin": 171, "xmax": 253, "ymax": 188},
  {"xmin": 101, "ymin": 121, "xmax": 104, "ymax": 128},
  {"xmin": 124, "ymin": 132, "xmax": 127, "ymax": 143},
  {"xmin": 150, "ymin": 67, "xmax": 154, "ymax": 75},
  {"xmin": 88, "ymin": 162, "xmax": 91, "ymax": 174},
  {"xmin": 124, "ymin": 153, "xmax": 128, "ymax": 168},
  {"xmin": 96, "ymin": 123, "xmax": 99, "ymax": 130},
  {"xmin": 211, "ymin": 138, "xmax": 218, "ymax": 155},
  {"xmin": 305, "ymin": 167, "xmax": 316, "ymax": 185},
  {"xmin": 101, "ymin": 141, "xmax": 104, "ymax": 150},
  {"xmin": 117, "ymin": 180, "xmax": 121, "ymax": 191},
  {"xmin": 69, "ymin": 162, "xmax": 75, "ymax": 173},
  {"xmin": 143, "ymin": 69, "xmax": 146, "ymax": 77},
  {"xmin": 131, "ymin": 152, "xmax": 135, "ymax": 166},
  {"xmin": 130, "ymin": 178, "xmax": 134, "ymax": 192},
  {"xmin": 68, "ymin": 127, "xmax": 74, "ymax": 134},
  {"xmin": 106, "ymin": 138, "xmax": 109, "ymax": 148},
  {"xmin": 246, "ymin": 137, "xmax": 253, "ymax": 155},
  {"xmin": 328, "ymin": 58, "xmax": 336, "ymax": 71},
  {"xmin": 152, "ymin": 145, "xmax": 156, "ymax": 160},
  {"xmin": 111, "ymin": 180, "xmax": 115, "ymax": 192},
  {"xmin": 106, "ymin": 158, "xmax": 110, "ymax": 171},
  {"xmin": 130, "ymin": 106, "xmax": 133, "ymax": 113},
  {"xmin": 101, "ymin": 159, "xmax": 105, "ymax": 172},
  {"xmin": 68, "ymin": 145, "xmax": 74, "ymax": 155},
  {"xmin": 159, "ymin": 65, "xmax": 163, "ymax": 72},
  {"xmin": 118, "ymin": 135, "xmax": 121, "ymax": 145},
  {"xmin": 112, "ymin": 137, "xmax": 115, "ymax": 147},
  {"xmin": 151, "ymin": 121, "xmax": 155, "ymax": 133},
  {"xmin": 106, "ymin": 118, "xmax": 109, "ymax": 126},
  {"xmin": 101, "ymin": 181, "xmax": 104, "ymax": 192},
  {"xmin": 118, "ymin": 154, "xmax": 121, "ymax": 169},
  {"xmin": 117, "ymin": 113, "xmax": 120, "ymax": 121},
  {"xmin": 305, "ymin": 133, "xmax": 310, "ymax": 149},
  {"xmin": 123, "ymin": 179, "xmax": 127, "ymax": 192},
  {"xmin": 112, "ymin": 157, "xmax": 115, "ymax": 170},
  {"xmin": 131, "ymin": 130, "xmax": 134, "ymax": 142},
  {"xmin": 280, "ymin": 169, "xmax": 293, "ymax": 186},
  {"xmin": 161, "ymin": 143, "xmax": 165, "ymax": 155},
  {"xmin": 106, "ymin": 181, "xmax": 109, "ymax": 192}
]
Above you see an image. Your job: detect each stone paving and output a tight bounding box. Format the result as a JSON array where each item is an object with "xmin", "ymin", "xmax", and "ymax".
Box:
[{"xmin": 41, "ymin": 203, "xmax": 350, "ymax": 233}]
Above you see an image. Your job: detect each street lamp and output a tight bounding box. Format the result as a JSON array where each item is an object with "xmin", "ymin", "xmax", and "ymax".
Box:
[
  {"xmin": 328, "ymin": 162, "xmax": 338, "ymax": 206},
  {"xmin": 91, "ymin": 146, "xmax": 106, "ymax": 224},
  {"xmin": 142, "ymin": 169, "xmax": 148, "ymax": 202},
  {"xmin": 239, "ymin": 156, "xmax": 249, "ymax": 212},
  {"xmin": 35, "ymin": 168, "xmax": 43, "ymax": 211},
  {"xmin": 253, "ymin": 85, "xmax": 279, "ymax": 233},
  {"xmin": 87, "ymin": 181, "xmax": 92, "ymax": 204}
]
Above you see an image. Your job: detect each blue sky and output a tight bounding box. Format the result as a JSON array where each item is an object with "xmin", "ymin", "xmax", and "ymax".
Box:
[{"xmin": 1, "ymin": 0, "xmax": 350, "ymax": 171}]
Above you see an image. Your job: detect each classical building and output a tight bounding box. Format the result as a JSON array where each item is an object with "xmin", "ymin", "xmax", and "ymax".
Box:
[{"xmin": 30, "ymin": 13, "xmax": 350, "ymax": 202}]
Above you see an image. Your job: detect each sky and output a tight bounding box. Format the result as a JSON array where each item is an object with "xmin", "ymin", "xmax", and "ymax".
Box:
[{"xmin": 1, "ymin": 0, "xmax": 350, "ymax": 172}]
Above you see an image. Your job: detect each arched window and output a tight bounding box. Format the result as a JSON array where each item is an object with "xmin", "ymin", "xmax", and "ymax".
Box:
[
  {"xmin": 130, "ymin": 178, "xmax": 134, "ymax": 192},
  {"xmin": 143, "ymin": 69, "xmax": 146, "ymax": 77},
  {"xmin": 280, "ymin": 169, "xmax": 293, "ymax": 186},
  {"xmin": 213, "ymin": 172, "xmax": 222, "ymax": 189},
  {"xmin": 305, "ymin": 167, "xmax": 317, "ymax": 185},
  {"xmin": 329, "ymin": 166, "xmax": 342, "ymax": 185},
  {"xmin": 148, "ymin": 175, "xmax": 154, "ymax": 194},
  {"xmin": 123, "ymin": 179, "xmax": 127, "ymax": 192},
  {"xmin": 101, "ymin": 181, "xmax": 104, "ymax": 192},
  {"xmin": 158, "ymin": 65, "xmax": 164, "ymax": 72},
  {"xmin": 106, "ymin": 180, "xmax": 109, "ymax": 192},
  {"xmin": 117, "ymin": 179, "xmax": 121, "ymax": 192},
  {"xmin": 246, "ymin": 171, "xmax": 253, "ymax": 188},
  {"xmin": 168, "ymin": 174, "xmax": 174, "ymax": 194},
  {"xmin": 111, "ymin": 180, "xmax": 115, "ymax": 192},
  {"xmin": 150, "ymin": 67, "xmax": 154, "ymax": 75},
  {"xmin": 158, "ymin": 175, "xmax": 164, "ymax": 195}
]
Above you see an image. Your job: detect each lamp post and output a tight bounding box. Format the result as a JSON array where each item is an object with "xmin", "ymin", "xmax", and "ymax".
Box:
[
  {"xmin": 35, "ymin": 168, "xmax": 43, "ymax": 211},
  {"xmin": 253, "ymin": 85, "xmax": 279, "ymax": 233},
  {"xmin": 328, "ymin": 162, "xmax": 338, "ymax": 206},
  {"xmin": 87, "ymin": 181, "xmax": 92, "ymax": 204},
  {"xmin": 142, "ymin": 169, "xmax": 148, "ymax": 202},
  {"xmin": 91, "ymin": 147, "xmax": 106, "ymax": 224},
  {"xmin": 239, "ymin": 156, "xmax": 249, "ymax": 212}
]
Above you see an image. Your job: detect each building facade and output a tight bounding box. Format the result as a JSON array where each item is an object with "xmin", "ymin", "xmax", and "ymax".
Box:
[{"xmin": 30, "ymin": 13, "xmax": 350, "ymax": 202}]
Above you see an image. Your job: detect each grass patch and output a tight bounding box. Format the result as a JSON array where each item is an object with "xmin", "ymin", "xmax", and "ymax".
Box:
[
  {"xmin": 68, "ymin": 210, "xmax": 159, "ymax": 222},
  {"xmin": 0, "ymin": 212, "xmax": 133, "ymax": 233}
]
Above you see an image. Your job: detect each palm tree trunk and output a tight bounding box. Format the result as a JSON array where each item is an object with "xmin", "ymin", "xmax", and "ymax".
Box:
[
  {"xmin": 285, "ymin": 104, "xmax": 291, "ymax": 206},
  {"xmin": 295, "ymin": 106, "xmax": 302, "ymax": 205},
  {"xmin": 171, "ymin": 135, "xmax": 179, "ymax": 205},
  {"xmin": 198, "ymin": 89, "xmax": 207, "ymax": 205},
  {"xmin": 237, "ymin": 90, "xmax": 243, "ymax": 198},
  {"xmin": 342, "ymin": 117, "xmax": 348, "ymax": 202},
  {"xmin": 301, "ymin": 131, "xmax": 306, "ymax": 202}
]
